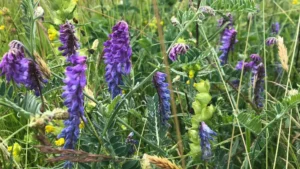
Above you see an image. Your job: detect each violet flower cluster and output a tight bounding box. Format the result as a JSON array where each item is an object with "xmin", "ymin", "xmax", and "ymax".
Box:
[
  {"xmin": 0, "ymin": 40, "xmax": 47, "ymax": 96},
  {"xmin": 219, "ymin": 28, "xmax": 238, "ymax": 65},
  {"xmin": 266, "ymin": 37, "xmax": 277, "ymax": 46},
  {"xmin": 169, "ymin": 43, "xmax": 189, "ymax": 61},
  {"xmin": 125, "ymin": 132, "xmax": 138, "ymax": 156},
  {"xmin": 57, "ymin": 21, "xmax": 87, "ymax": 168},
  {"xmin": 153, "ymin": 72, "xmax": 171, "ymax": 126},
  {"xmin": 235, "ymin": 54, "xmax": 265, "ymax": 108},
  {"xmin": 218, "ymin": 13, "xmax": 233, "ymax": 28},
  {"xmin": 103, "ymin": 21, "xmax": 132, "ymax": 98},
  {"xmin": 199, "ymin": 122, "xmax": 217, "ymax": 160},
  {"xmin": 271, "ymin": 22, "xmax": 280, "ymax": 35}
]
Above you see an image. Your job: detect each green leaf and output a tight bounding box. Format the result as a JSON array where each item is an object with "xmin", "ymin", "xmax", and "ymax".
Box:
[
  {"xmin": 122, "ymin": 160, "xmax": 141, "ymax": 169},
  {"xmin": 237, "ymin": 113, "xmax": 262, "ymax": 134}
]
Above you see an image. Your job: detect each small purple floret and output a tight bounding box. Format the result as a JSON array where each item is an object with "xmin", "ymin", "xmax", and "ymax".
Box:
[
  {"xmin": 219, "ymin": 28, "xmax": 238, "ymax": 65},
  {"xmin": 199, "ymin": 122, "xmax": 217, "ymax": 160},
  {"xmin": 169, "ymin": 43, "xmax": 189, "ymax": 61}
]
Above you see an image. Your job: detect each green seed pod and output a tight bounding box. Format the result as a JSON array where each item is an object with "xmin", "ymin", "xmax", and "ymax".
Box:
[
  {"xmin": 195, "ymin": 93, "xmax": 212, "ymax": 106},
  {"xmin": 188, "ymin": 129, "xmax": 200, "ymax": 144},
  {"xmin": 194, "ymin": 80, "xmax": 210, "ymax": 93},
  {"xmin": 191, "ymin": 117, "xmax": 200, "ymax": 129}
]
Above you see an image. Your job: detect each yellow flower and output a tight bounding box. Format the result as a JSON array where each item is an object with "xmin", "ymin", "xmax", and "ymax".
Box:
[
  {"xmin": 293, "ymin": 0, "xmax": 298, "ymax": 4},
  {"xmin": 7, "ymin": 146, "xmax": 12, "ymax": 152},
  {"xmin": 55, "ymin": 138, "xmax": 65, "ymax": 146},
  {"xmin": 45, "ymin": 125, "xmax": 55, "ymax": 133},
  {"xmin": 189, "ymin": 70, "xmax": 195, "ymax": 79},
  {"xmin": 186, "ymin": 80, "xmax": 190, "ymax": 85},
  {"xmin": 0, "ymin": 25, "xmax": 5, "ymax": 30},
  {"xmin": 73, "ymin": 0, "xmax": 78, "ymax": 3},
  {"xmin": 48, "ymin": 25, "xmax": 58, "ymax": 41},
  {"xmin": 79, "ymin": 121, "xmax": 84, "ymax": 129}
]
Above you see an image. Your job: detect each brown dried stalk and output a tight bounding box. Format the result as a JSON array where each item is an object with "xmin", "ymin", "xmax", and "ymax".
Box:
[
  {"xmin": 36, "ymin": 146, "xmax": 116, "ymax": 163},
  {"xmin": 142, "ymin": 154, "xmax": 181, "ymax": 169},
  {"xmin": 277, "ymin": 36, "xmax": 289, "ymax": 72}
]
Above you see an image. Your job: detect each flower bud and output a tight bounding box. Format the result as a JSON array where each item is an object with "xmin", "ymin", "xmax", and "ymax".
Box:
[
  {"xmin": 195, "ymin": 93, "xmax": 211, "ymax": 105},
  {"xmin": 194, "ymin": 80, "xmax": 210, "ymax": 93}
]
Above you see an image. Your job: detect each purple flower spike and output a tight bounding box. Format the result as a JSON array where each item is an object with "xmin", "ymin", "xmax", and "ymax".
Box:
[
  {"xmin": 199, "ymin": 122, "xmax": 217, "ymax": 160},
  {"xmin": 153, "ymin": 72, "xmax": 171, "ymax": 126},
  {"xmin": 59, "ymin": 55, "xmax": 87, "ymax": 150},
  {"xmin": 103, "ymin": 20, "xmax": 132, "ymax": 98},
  {"xmin": 58, "ymin": 21, "xmax": 87, "ymax": 168},
  {"xmin": 252, "ymin": 63, "xmax": 265, "ymax": 108},
  {"xmin": 58, "ymin": 21, "xmax": 80, "ymax": 63},
  {"xmin": 266, "ymin": 37, "xmax": 277, "ymax": 46},
  {"xmin": 271, "ymin": 22, "xmax": 280, "ymax": 35},
  {"xmin": 169, "ymin": 43, "xmax": 189, "ymax": 61},
  {"xmin": 0, "ymin": 41, "xmax": 47, "ymax": 96},
  {"xmin": 219, "ymin": 28, "xmax": 237, "ymax": 65},
  {"xmin": 250, "ymin": 54, "xmax": 262, "ymax": 64}
]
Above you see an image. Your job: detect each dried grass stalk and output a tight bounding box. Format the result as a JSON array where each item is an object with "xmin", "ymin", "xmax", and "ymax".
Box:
[
  {"xmin": 142, "ymin": 154, "xmax": 180, "ymax": 169},
  {"xmin": 277, "ymin": 36, "xmax": 289, "ymax": 72},
  {"xmin": 34, "ymin": 51, "xmax": 51, "ymax": 79}
]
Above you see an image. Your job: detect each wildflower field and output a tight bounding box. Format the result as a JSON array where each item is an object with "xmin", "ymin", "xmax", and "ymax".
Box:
[{"xmin": 1, "ymin": 0, "xmax": 300, "ymax": 168}]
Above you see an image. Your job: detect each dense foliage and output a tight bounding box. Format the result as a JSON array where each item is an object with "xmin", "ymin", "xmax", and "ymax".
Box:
[{"xmin": 1, "ymin": 0, "xmax": 300, "ymax": 169}]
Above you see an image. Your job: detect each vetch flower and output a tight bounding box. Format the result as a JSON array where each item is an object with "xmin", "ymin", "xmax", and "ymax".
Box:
[
  {"xmin": 266, "ymin": 37, "xmax": 277, "ymax": 46},
  {"xmin": 235, "ymin": 61, "xmax": 254, "ymax": 71},
  {"xmin": 252, "ymin": 63, "xmax": 265, "ymax": 108},
  {"xmin": 219, "ymin": 28, "xmax": 238, "ymax": 65},
  {"xmin": 58, "ymin": 21, "xmax": 80, "ymax": 63},
  {"xmin": 199, "ymin": 122, "xmax": 217, "ymax": 160},
  {"xmin": 271, "ymin": 22, "xmax": 280, "ymax": 35},
  {"xmin": 153, "ymin": 72, "xmax": 171, "ymax": 126},
  {"xmin": 200, "ymin": 6, "xmax": 215, "ymax": 16},
  {"xmin": 0, "ymin": 41, "xmax": 47, "ymax": 96},
  {"xmin": 57, "ymin": 21, "xmax": 87, "ymax": 168},
  {"xmin": 103, "ymin": 20, "xmax": 132, "ymax": 98},
  {"xmin": 169, "ymin": 43, "xmax": 189, "ymax": 61}
]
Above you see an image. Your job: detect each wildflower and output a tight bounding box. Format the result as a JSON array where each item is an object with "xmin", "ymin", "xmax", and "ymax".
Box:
[
  {"xmin": 0, "ymin": 25, "xmax": 4, "ymax": 30},
  {"xmin": 126, "ymin": 132, "xmax": 138, "ymax": 156},
  {"xmin": 48, "ymin": 25, "xmax": 58, "ymax": 41},
  {"xmin": 169, "ymin": 43, "xmax": 189, "ymax": 61},
  {"xmin": 45, "ymin": 125, "xmax": 55, "ymax": 133},
  {"xmin": 271, "ymin": 22, "xmax": 280, "ymax": 35},
  {"xmin": 200, "ymin": 6, "xmax": 215, "ymax": 16},
  {"xmin": 58, "ymin": 21, "xmax": 80, "ymax": 63},
  {"xmin": 153, "ymin": 72, "xmax": 171, "ymax": 126},
  {"xmin": 199, "ymin": 122, "xmax": 217, "ymax": 160},
  {"xmin": 8, "ymin": 143, "xmax": 22, "ymax": 162},
  {"xmin": 103, "ymin": 20, "xmax": 132, "ymax": 98},
  {"xmin": 266, "ymin": 37, "xmax": 277, "ymax": 46},
  {"xmin": 186, "ymin": 80, "xmax": 190, "ymax": 85},
  {"xmin": 55, "ymin": 138, "xmax": 65, "ymax": 146},
  {"xmin": 235, "ymin": 61, "xmax": 254, "ymax": 71},
  {"xmin": 219, "ymin": 28, "xmax": 238, "ymax": 65},
  {"xmin": 189, "ymin": 70, "xmax": 195, "ymax": 79},
  {"xmin": 57, "ymin": 21, "xmax": 87, "ymax": 164},
  {"xmin": 0, "ymin": 41, "xmax": 47, "ymax": 96},
  {"xmin": 252, "ymin": 63, "xmax": 265, "ymax": 108}
]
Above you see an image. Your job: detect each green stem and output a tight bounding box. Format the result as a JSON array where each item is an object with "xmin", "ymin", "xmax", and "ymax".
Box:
[
  {"xmin": 102, "ymin": 68, "xmax": 158, "ymax": 135},
  {"xmin": 116, "ymin": 117, "xmax": 165, "ymax": 155}
]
